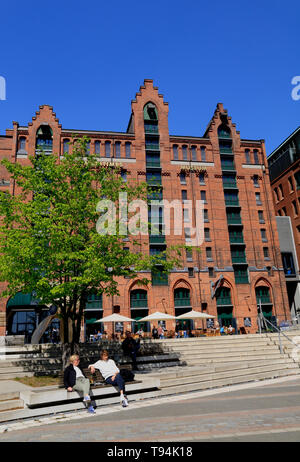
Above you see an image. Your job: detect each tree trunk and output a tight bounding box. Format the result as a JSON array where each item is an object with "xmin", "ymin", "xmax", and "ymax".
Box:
[{"xmin": 62, "ymin": 342, "xmax": 80, "ymax": 369}]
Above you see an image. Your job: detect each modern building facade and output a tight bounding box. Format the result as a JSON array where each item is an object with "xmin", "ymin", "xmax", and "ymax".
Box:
[
  {"xmin": 268, "ymin": 127, "xmax": 300, "ymax": 320},
  {"xmin": 0, "ymin": 80, "xmax": 290, "ymax": 341}
]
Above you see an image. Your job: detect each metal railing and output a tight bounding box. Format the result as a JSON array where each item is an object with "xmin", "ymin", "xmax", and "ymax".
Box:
[{"xmin": 257, "ymin": 309, "xmax": 300, "ymax": 354}]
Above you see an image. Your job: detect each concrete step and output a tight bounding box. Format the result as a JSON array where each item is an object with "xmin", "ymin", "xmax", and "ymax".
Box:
[
  {"xmin": 0, "ymin": 372, "xmax": 35, "ymax": 380},
  {"xmin": 0, "ymin": 399, "xmax": 24, "ymax": 412},
  {"xmin": 157, "ymin": 368, "xmax": 300, "ymax": 396},
  {"xmin": 177, "ymin": 349, "xmax": 281, "ymax": 358},
  {"xmin": 167, "ymin": 344, "xmax": 278, "ymax": 353},
  {"xmin": 184, "ymin": 354, "xmax": 291, "ymax": 366},
  {"xmin": 159, "ymin": 362, "xmax": 299, "ymax": 387}
]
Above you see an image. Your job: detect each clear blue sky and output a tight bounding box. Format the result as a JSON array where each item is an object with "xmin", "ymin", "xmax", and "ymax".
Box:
[{"xmin": 0, "ymin": 0, "xmax": 299, "ymax": 154}]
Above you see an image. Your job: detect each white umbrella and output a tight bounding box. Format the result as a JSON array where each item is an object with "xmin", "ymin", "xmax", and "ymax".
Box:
[
  {"xmin": 95, "ymin": 313, "xmax": 135, "ymax": 323},
  {"xmin": 139, "ymin": 311, "xmax": 176, "ymax": 322},
  {"xmin": 95, "ymin": 313, "xmax": 135, "ymax": 338},
  {"xmin": 176, "ymin": 310, "xmax": 215, "ymax": 320}
]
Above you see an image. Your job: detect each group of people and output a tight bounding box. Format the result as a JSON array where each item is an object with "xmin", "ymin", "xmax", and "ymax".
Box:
[
  {"xmin": 64, "ymin": 330, "xmax": 141, "ymax": 414},
  {"xmin": 64, "ymin": 349, "xmax": 129, "ymax": 415}
]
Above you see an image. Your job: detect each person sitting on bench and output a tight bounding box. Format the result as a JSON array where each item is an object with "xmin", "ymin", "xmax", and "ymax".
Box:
[
  {"xmin": 64, "ymin": 354, "xmax": 96, "ymax": 414},
  {"xmin": 88, "ymin": 349, "xmax": 128, "ymax": 408}
]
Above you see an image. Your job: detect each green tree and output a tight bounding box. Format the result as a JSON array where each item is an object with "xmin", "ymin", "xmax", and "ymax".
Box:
[{"xmin": 0, "ymin": 139, "xmax": 183, "ymax": 363}]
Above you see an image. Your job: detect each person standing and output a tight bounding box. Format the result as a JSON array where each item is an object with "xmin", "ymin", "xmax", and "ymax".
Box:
[
  {"xmin": 63, "ymin": 354, "xmax": 96, "ymax": 414},
  {"xmin": 122, "ymin": 331, "xmax": 140, "ymax": 370},
  {"xmin": 88, "ymin": 350, "xmax": 128, "ymax": 408}
]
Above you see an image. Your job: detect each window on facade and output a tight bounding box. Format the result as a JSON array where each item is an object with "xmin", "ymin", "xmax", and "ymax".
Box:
[
  {"xmin": 200, "ymin": 190, "xmax": 207, "ymax": 202},
  {"xmin": 200, "ymin": 146, "xmax": 206, "ymax": 161},
  {"xmin": 253, "ymin": 149, "xmax": 259, "ymax": 164},
  {"xmin": 181, "ymin": 190, "xmax": 187, "ymax": 201},
  {"xmin": 180, "ymin": 172, "xmax": 186, "ymax": 184},
  {"xmin": 204, "ymin": 228, "xmax": 211, "ymax": 241},
  {"xmin": 121, "ymin": 170, "xmax": 127, "ymax": 182},
  {"xmin": 105, "ymin": 141, "xmax": 111, "ymax": 157},
  {"xmin": 255, "ymin": 192, "xmax": 262, "ymax": 205},
  {"xmin": 258, "ymin": 210, "xmax": 265, "ymax": 223},
  {"xmin": 203, "ymin": 209, "xmax": 209, "ymax": 222},
  {"xmin": 183, "ymin": 208, "xmax": 190, "ymax": 222},
  {"xmin": 263, "ymin": 247, "xmax": 269, "ymax": 259},
  {"xmin": 260, "ymin": 229, "xmax": 267, "ymax": 241},
  {"xmin": 19, "ymin": 137, "xmax": 26, "ymax": 152},
  {"xmin": 94, "ymin": 140, "xmax": 100, "ymax": 155},
  {"xmin": 188, "ymin": 267, "xmax": 194, "ymax": 278},
  {"xmin": 125, "ymin": 142, "xmax": 131, "ymax": 158},
  {"xmin": 253, "ymin": 175, "xmax": 259, "ymax": 187},
  {"xmin": 281, "ymin": 252, "xmax": 296, "ymax": 276},
  {"xmin": 85, "ymin": 141, "xmax": 90, "ymax": 156},
  {"xmin": 63, "ymin": 139, "xmax": 69, "ymax": 154},
  {"xmin": 208, "ymin": 267, "xmax": 214, "ymax": 277},
  {"xmin": 186, "ymin": 249, "xmax": 193, "ymax": 261},
  {"xmin": 191, "ymin": 146, "xmax": 197, "ymax": 161},
  {"xmin": 245, "ymin": 149, "xmax": 251, "ymax": 164},
  {"xmin": 206, "ymin": 247, "xmax": 212, "ymax": 260},
  {"xmin": 173, "ymin": 145, "xmax": 179, "ymax": 160},
  {"xmin": 182, "ymin": 145, "xmax": 188, "ymax": 161},
  {"xmin": 199, "ymin": 172, "xmax": 205, "ymax": 184},
  {"xmin": 184, "ymin": 227, "xmax": 191, "ymax": 242},
  {"xmin": 115, "ymin": 141, "xmax": 121, "ymax": 158}
]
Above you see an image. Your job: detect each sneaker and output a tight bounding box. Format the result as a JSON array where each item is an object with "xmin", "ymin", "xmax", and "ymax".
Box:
[
  {"xmin": 87, "ymin": 405, "xmax": 96, "ymax": 414},
  {"xmin": 121, "ymin": 397, "xmax": 128, "ymax": 407},
  {"xmin": 83, "ymin": 395, "xmax": 91, "ymax": 402}
]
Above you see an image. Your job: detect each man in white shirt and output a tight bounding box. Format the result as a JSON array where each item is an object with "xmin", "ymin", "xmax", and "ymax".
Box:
[{"xmin": 89, "ymin": 349, "xmax": 128, "ymax": 407}]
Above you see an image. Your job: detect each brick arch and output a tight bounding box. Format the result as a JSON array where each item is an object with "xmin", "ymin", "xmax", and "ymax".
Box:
[{"xmin": 171, "ymin": 278, "xmax": 194, "ymax": 308}]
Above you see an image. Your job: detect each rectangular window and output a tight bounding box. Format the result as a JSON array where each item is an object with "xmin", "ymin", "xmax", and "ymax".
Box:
[
  {"xmin": 208, "ymin": 267, "xmax": 214, "ymax": 278},
  {"xmin": 181, "ymin": 190, "xmax": 187, "ymax": 201},
  {"xmin": 182, "ymin": 145, "xmax": 188, "ymax": 160},
  {"xmin": 188, "ymin": 267, "xmax": 194, "ymax": 278},
  {"xmin": 184, "ymin": 227, "xmax": 191, "ymax": 242},
  {"xmin": 258, "ymin": 210, "xmax": 265, "ymax": 223},
  {"xmin": 186, "ymin": 249, "xmax": 193, "ymax": 261},
  {"xmin": 85, "ymin": 142, "xmax": 90, "ymax": 156},
  {"xmin": 183, "ymin": 208, "xmax": 190, "ymax": 222},
  {"xmin": 200, "ymin": 190, "xmax": 207, "ymax": 202},
  {"xmin": 255, "ymin": 192, "xmax": 262, "ymax": 205},
  {"xmin": 281, "ymin": 252, "xmax": 296, "ymax": 276},
  {"xmin": 180, "ymin": 172, "xmax": 186, "ymax": 185},
  {"xmin": 199, "ymin": 173, "xmax": 205, "ymax": 184},
  {"xmin": 200, "ymin": 146, "xmax": 206, "ymax": 161},
  {"xmin": 206, "ymin": 247, "xmax": 212, "ymax": 260},
  {"xmin": 121, "ymin": 170, "xmax": 127, "ymax": 182},
  {"xmin": 253, "ymin": 175, "xmax": 259, "ymax": 187},
  {"xmin": 63, "ymin": 139, "xmax": 69, "ymax": 154},
  {"xmin": 260, "ymin": 229, "xmax": 267, "ymax": 241},
  {"xmin": 204, "ymin": 228, "xmax": 211, "ymax": 241},
  {"xmin": 263, "ymin": 247, "xmax": 269, "ymax": 259},
  {"xmin": 203, "ymin": 209, "xmax": 209, "ymax": 222}
]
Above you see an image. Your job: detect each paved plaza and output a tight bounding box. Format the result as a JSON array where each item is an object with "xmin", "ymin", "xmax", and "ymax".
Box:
[{"xmin": 0, "ymin": 376, "xmax": 300, "ymax": 442}]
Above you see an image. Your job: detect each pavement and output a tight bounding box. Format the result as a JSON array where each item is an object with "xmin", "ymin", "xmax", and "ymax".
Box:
[{"xmin": 1, "ymin": 375, "xmax": 300, "ymax": 442}]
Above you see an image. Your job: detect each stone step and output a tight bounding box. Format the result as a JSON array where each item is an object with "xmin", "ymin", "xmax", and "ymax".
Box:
[
  {"xmin": 0, "ymin": 372, "xmax": 35, "ymax": 380},
  {"xmin": 184, "ymin": 354, "xmax": 291, "ymax": 365},
  {"xmin": 0, "ymin": 392, "xmax": 20, "ymax": 401},
  {"xmin": 157, "ymin": 368, "xmax": 300, "ymax": 396},
  {"xmin": 173, "ymin": 347, "xmax": 281, "ymax": 356},
  {"xmin": 0, "ymin": 399, "xmax": 24, "ymax": 412},
  {"xmin": 159, "ymin": 362, "xmax": 299, "ymax": 387}
]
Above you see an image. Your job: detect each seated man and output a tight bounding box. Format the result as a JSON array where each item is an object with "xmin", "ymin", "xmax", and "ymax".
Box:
[
  {"xmin": 64, "ymin": 354, "xmax": 95, "ymax": 414},
  {"xmin": 121, "ymin": 330, "xmax": 140, "ymax": 370},
  {"xmin": 88, "ymin": 349, "xmax": 128, "ymax": 407}
]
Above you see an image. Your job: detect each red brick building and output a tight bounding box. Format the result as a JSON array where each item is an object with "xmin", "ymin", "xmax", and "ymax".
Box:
[{"xmin": 0, "ymin": 80, "xmax": 290, "ymax": 340}]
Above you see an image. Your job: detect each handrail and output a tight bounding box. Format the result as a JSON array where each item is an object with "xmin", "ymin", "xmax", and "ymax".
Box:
[{"xmin": 258, "ymin": 313, "xmax": 300, "ymax": 353}]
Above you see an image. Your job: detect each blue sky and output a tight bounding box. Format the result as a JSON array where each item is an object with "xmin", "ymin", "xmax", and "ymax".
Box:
[{"xmin": 0, "ymin": 0, "xmax": 299, "ymax": 154}]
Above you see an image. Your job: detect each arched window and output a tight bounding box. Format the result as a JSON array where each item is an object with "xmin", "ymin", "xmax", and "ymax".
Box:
[
  {"xmin": 105, "ymin": 141, "xmax": 111, "ymax": 158},
  {"xmin": 115, "ymin": 141, "xmax": 121, "ymax": 158},
  {"xmin": 130, "ymin": 289, "xmax": 148, "ymax": 308},
  {"xmin": 143, "ymin": 102, "xmax": 158, "ymax": 121},
  {"xmin": 94, "ymin": 140, "xmax": 100, "ymax": 155},
  {"xmin": 36, "ymin": 125, "xmax": 53, "ymax": 153},
  {"xmin": 173, "ymin": 145, "xmax": 179, "ymax": 160},
  {"xmin": 218, "ymin": 125, "xmax": 231, "ymax": 138},
  {"xmin": 125, "ymin": 142, "xmax": 131, "ymax": 158},
  {"xmin": 182, "ymin": 145, "xmax": 188, "ymax": 160}
]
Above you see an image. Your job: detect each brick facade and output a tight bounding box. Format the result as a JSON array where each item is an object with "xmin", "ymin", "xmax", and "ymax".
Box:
[{"xmin": 0, "ymin": 80, "xmax": 290, "ymax": 339}]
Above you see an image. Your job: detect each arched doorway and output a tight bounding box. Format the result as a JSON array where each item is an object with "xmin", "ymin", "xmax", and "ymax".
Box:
[
  {"xmin": 216, "ymin": 286, "xmax": 236, "ymax": 330},
  {"xmin": 174, "ymin": 287, "xmax": 193, "ymax": 333},
  {"xmin": 255, "ymin": 285, "xmax": 276, "ymax": 328},
  {"xmin": 84, "ymin": 293, "xmax": 103, "ymax": 341},
  {"xmin": 130, "ymin": 289, "xmax": 150, "ymax": 333}
]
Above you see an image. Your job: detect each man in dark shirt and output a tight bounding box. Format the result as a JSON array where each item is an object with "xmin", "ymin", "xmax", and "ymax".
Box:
[{"xmin": 122, "ymin": 331, "xmax": 140, "ymax": 370}]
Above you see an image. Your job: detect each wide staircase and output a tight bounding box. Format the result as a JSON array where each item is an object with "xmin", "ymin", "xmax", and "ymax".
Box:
[{"xmin": 149, "ymin": 332, "xmax": 300, "ymax": 396}]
